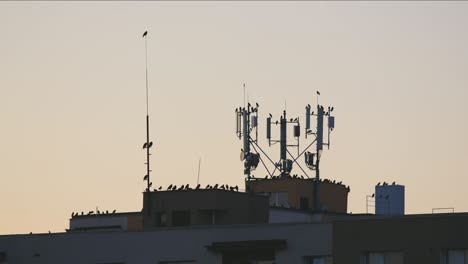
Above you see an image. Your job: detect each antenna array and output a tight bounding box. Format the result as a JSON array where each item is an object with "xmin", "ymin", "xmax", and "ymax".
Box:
[
  {"xmin": 235, "ymin": 100, "xmax": 260, "ymax": 180},
  {"xmin": 235, "ymin": 90, "xmax": 336, "ymax": 211}
]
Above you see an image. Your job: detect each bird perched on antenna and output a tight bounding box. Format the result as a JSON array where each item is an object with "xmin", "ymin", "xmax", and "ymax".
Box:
[
  {"xmin": 316, "ymin": 91, "xmax": 320, "ymax": 95},
  {"xmin": 142, "ymin": 31, "xmax": 148, "ymax": 38},
  {"xmin": 143, "ymin": 175, "xmax": 148, "ymax": 181}
]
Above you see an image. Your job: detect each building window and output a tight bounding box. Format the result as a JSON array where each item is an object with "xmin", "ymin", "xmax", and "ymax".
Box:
[
  {"xmin": 300, "ymin": 197, "xmax": 309, "ymax": 210},
  {"xmin": 441, "ymin": 249, "xmax": 468, "ymax": 264},
  {"xmin": 159, "ymin": 261, "xmax": 195, "ymax": 264},
  {"xmin": 361, "ymin": 252, "xmax": 403, "ymax": 264},
  {"xmin": 0, "ymin": 252, "xmax": 6, "ymax": 262},
  {"xmin": 223, "ymin": 249, "xmax": 275, "ymax": 264},
  {"xmin": 303, "ymin": 256, "xmax": 333, "ymax": 264},
  {"xmin": 172, "ymin": 210, "xmax": 191, "ymax": 226},
  {"xmin": 156, "ymin": 212, "xmax": 167, "ymax": 226},
  {"xmin": 268, "ymin": 192, "xmax": 289, "ymax": 207}
]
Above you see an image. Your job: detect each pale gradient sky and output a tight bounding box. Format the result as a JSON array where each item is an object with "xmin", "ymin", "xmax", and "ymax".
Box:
[{"xmin": 1, "ymin": 1, "xmax": 468, "ymax": 234}]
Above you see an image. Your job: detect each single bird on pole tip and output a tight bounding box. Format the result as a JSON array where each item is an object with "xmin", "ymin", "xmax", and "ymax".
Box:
[
  {"xmin": 316, "ymin": 91, "xmax": 320, "ymax": 95},
  {"xmin": 142, "ymin": 31, "xmax": 148, "ymax": 38}
]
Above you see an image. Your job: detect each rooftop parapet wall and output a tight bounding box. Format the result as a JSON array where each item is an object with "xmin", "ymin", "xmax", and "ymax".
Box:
[
  {"xmin": 247, "ymin": 178, "xmax": 348, "ymax": 213},
  {"xmin": 143, "ymin": 189, "xmax": 269, "ymax": 228}
]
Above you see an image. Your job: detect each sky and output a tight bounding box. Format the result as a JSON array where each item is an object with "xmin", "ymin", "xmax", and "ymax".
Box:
[{"xmin": 1, "ymin": 1, "xmax": 468, "ymax": 234}]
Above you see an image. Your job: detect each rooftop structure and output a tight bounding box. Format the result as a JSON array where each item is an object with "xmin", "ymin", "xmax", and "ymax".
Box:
[{"xmin": 142, "ymin": 189, "xmax": 269, "ymax": 228}]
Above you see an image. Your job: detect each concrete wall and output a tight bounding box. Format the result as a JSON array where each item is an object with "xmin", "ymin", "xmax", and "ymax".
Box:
[
  {"xmin": 269, "ymin": 208, "xmax": 320, "ymax": 224},
  {"xmin": 143, "ymin": 190, "xmax": 269, "ymax": 228},
  {"xmin": 333, "ymin": 213, "xmax": 468, "ymax": 264},
  {"xmin": 247, "ymin": 178, "xmax": 348, "ymax": 213},
  {"xmin": 0, "ymin": 223, "xmax": 332, "ymax": 264},
  {"xmin": 69, "ymin": 213, "xmax": 143, "ymax": 232}
]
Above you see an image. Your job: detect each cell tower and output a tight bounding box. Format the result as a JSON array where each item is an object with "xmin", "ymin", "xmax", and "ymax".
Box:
[{"xmin": 235, "ymin": 90, "xmax": 335, "ymax": 212}]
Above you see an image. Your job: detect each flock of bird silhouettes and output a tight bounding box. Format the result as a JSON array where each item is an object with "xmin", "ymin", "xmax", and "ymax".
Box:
[
  {"xmin": 376, "ymin": 181, "xmax": 397, "ymax": 186},
  {"xmin": 71, "ymin": 209, "xmax": 117, "ymax": 217},
  {"xmin": 249, "ymin": 174, "xmax": 351, "ymax": 192},
  {"xmin": 146, "ymin": 183, "xmax": 240, "ymax": 192}
]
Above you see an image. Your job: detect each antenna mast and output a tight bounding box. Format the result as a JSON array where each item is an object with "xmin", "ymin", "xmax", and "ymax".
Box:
[
  {"xmin": 197, "ymin": 158, "xmax": 201, "ymax": 185},
  {"xmin": 235, "ymin": 84, "xmax": 260, "ymax": 181},
  {"xmin": 142, "ymin": 30, "xmax": 153, "ymax": 192}
]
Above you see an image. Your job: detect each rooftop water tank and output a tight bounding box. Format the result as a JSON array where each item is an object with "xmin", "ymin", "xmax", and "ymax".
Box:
[{"xmin": 375, "ymin": 183, "xmax": 405, "ymax": 216}]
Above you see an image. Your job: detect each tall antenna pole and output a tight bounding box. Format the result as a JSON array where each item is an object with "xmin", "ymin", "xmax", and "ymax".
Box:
[
  {"xmin": 315, "ymin": 90, "xmax": 323, "ymax": 212},
  {"xmin": 197, "ymin": 158, "xmax": 201, "ymax": 185},
  {"xmin": 142, "ymin": 30, "xmax": 152, "ymax": 192},
  {"xmin": 243, "ymin": 83, "xmax": 246, "ymax": 108}
]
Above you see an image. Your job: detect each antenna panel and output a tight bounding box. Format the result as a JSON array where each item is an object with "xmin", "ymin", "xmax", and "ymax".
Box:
[
  {"xmin": 266, "ymin": 117, "xmax": 271, "ymax": 139},
  {"xmin": 236, "ymin": 112, "xmax": 241, "ymax": 136},
  {"xmin": 294, "ymin": 125, "xmax": 300, "ymax": 138},
  {"xmin": 328, "ymin": 116, "xmax": 335, "ymax": 129},
  {"xmin": 251, "ymin": 116, "xmax": 258, "ymax": 128},
  {"xmin": 280, "ymin": 117, "xmax": 287, "ymax": 160},
  {"xmin": 305, "ymin": 107, "xmax": 311, "ymax": 129},
  {"xmin": 317, "ymin": 106, "xmax": 324, "ymax": 150}
]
